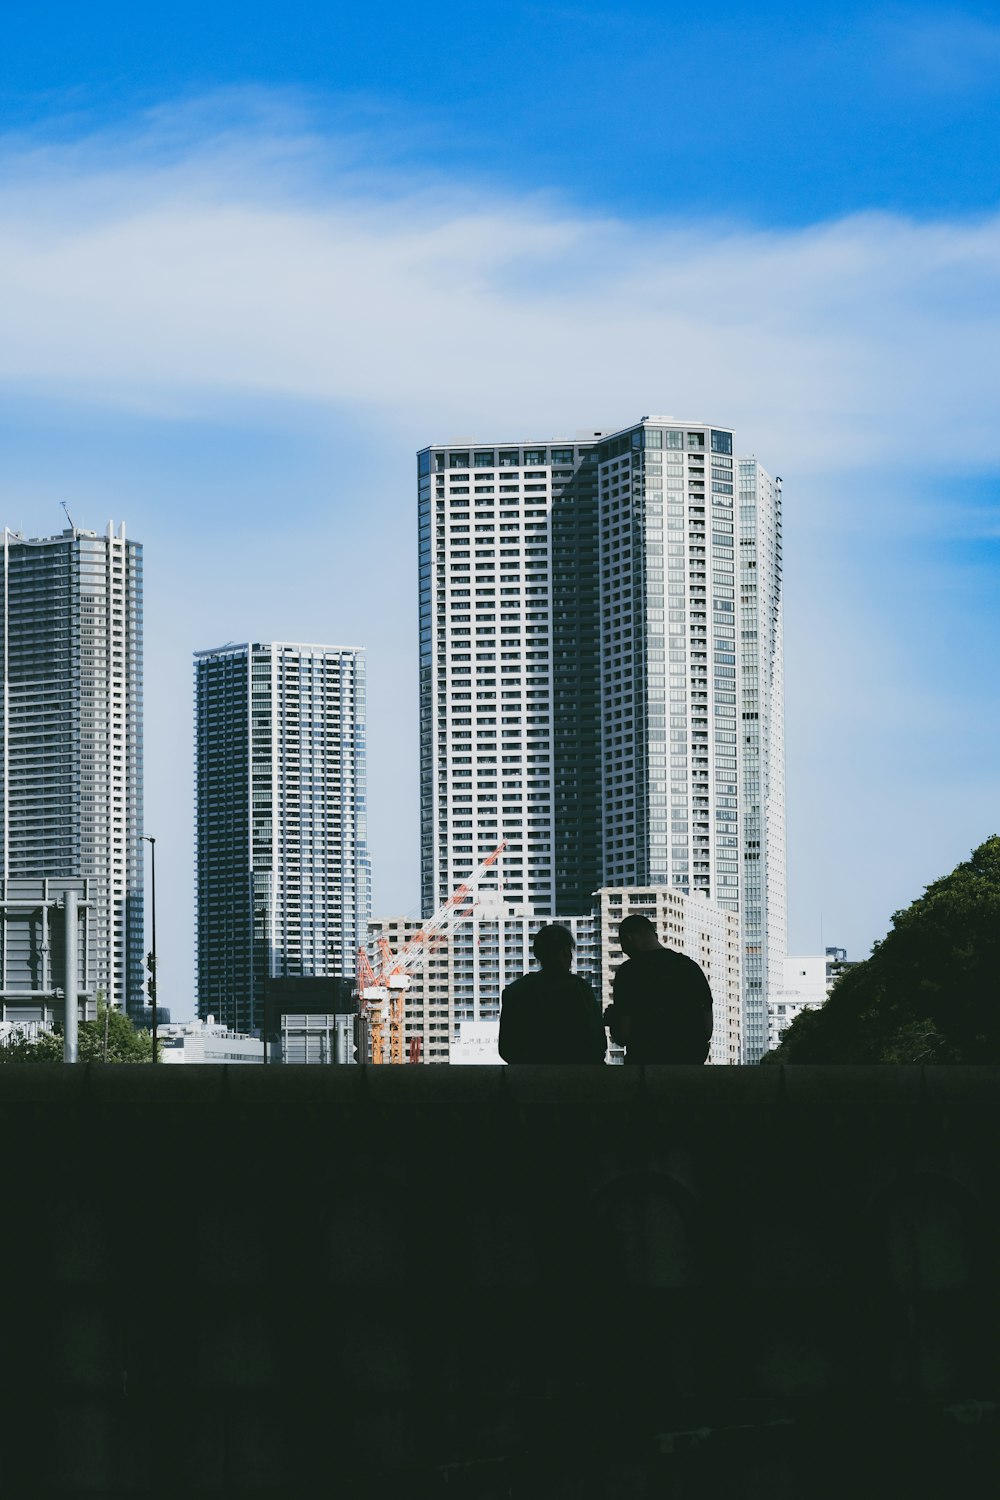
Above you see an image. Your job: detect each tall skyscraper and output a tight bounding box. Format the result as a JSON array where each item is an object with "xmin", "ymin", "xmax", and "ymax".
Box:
[
  {"xmin": 418, "ymin": 437, "xmax": 604, "ymax": 918},
  {"xmin": 195, "ymin": 642, "xmax": 371, "ymax": 1035},
  {"xmin": 419, "ymin": 417, "xmax": 785, "ymax": 1062},
  {"xmin": 0, "ymin": 523, "xmax": 143, "ymax": 1016},
  {"xmin": 736, "ymin": 459, "xmax": 786, "ymax": 1061}
]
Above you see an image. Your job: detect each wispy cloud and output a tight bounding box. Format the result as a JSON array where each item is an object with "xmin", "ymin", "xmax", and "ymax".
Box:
[
  {"xmin": 2, "ymin": 103, "xmax": 1000, "ymax": 487},
  {"xmin": 880, "ymin": 7, "xmax": 1000, "ymax": 94}
]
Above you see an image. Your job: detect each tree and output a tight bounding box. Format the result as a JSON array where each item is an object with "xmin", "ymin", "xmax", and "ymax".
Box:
[
  {"xmin": 763, "ymin": 836, "xmax": 1000, "ymax": 1064},
  {"xmin": 0, "ymin": 999, "xmax": 157, "ymax": 1063}
]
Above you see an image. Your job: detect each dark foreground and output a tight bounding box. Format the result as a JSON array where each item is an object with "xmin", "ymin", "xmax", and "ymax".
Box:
[{"xmin": 2, "ymin": 1064, "xmax": 999, "ymax": 1496}]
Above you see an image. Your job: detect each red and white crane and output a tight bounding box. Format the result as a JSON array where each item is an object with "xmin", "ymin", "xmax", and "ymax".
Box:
[{"xmin": 354, "ymin": 840, "xmax": 507, "ymax": 1064}]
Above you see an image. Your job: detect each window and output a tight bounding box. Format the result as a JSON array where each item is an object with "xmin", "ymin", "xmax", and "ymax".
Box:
[
  {"xmin": 687, "ymin": 432, "xmax": 706, "ymax": 450},
  {"xmin": 665, "ymin": 430, "xmax": 683, "ymax": 450},
  {"xmin": 450, "ymin": 452, "xmax": 470, "ymax": 469},
  {"xmin": 711, "ymin": 430, "xmax": 733, "ymax": 455},
  {"xmin": 523, "ymin": 449, "xmax": 546, "ymax": 465},
  {"xmin": 550, "ymin": 447, "xmax": 573, "ymax": 464},
  {"xmin": 474, "ymin": 451, "xmax": 495, "ymax": 467}
]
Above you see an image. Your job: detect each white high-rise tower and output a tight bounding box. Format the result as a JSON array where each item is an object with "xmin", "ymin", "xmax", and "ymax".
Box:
[
  {"xmin": 418, "ymin": 417, "xmax": 786, "ymax": 1063},
  {"xmin": 418, "ymin": 437, "xmax": 604, "ymax": 920},
  {"xmin": 0, "ymin": 523, "xmax": 144, "ymax": 1018},
  {"xmin": 195, "ymin": 642, "xmax": 371, "ymax": 1035}
]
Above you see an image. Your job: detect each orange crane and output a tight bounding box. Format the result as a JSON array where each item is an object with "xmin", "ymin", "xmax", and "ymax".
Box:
[{"xmin": 355, "ymin": 840, "xmax": 507, "ymax": 1064}]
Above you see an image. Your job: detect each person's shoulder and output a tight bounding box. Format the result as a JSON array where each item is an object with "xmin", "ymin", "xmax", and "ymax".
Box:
[
  {"xmin": 566, "ymin": 972, "xmax": 597, "ymax": 999},
  {"xmin": 657, "ymin": 944, "xmax": 694, "ymax": 965},
  {"xmin": 668, "ymin": 947, "xmax": 705, "ymax": 972}
]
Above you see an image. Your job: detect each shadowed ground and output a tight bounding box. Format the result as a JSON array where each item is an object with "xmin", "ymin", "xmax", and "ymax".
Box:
[{"xmin": 2, "ymin": 1064, "xmax": 998, "ymax": 1496}]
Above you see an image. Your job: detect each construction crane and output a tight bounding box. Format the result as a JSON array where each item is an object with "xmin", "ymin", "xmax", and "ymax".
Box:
[
  {"xmin": 355, "ymin": 947, "xmax": 387, "ymax": 1066},
  {"xmin": 354, "ymin": 840, "xmax": 507, "ymax": 1064}
]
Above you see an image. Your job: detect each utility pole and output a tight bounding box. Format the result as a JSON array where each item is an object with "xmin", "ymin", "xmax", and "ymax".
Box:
[
  {"xmin": 63, "ymin": 888, "xmax": 79, "ymax": 1063},
  {"xmin": 143, "ymin": 835, "xmax": 158, "ymax": 1063}
]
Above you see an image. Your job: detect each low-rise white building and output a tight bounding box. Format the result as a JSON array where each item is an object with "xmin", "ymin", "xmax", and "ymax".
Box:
[
  {"xmin": 158, "ymin": 1015, "xmax": 264, "ymax": 1064},
  {"xmin": 449, "ymin": 1021, "xmax": 504, "ymax": 1065},
  {"xmin": 767, "ymin": 948, "xmax": 857, "ymax": 1053}
]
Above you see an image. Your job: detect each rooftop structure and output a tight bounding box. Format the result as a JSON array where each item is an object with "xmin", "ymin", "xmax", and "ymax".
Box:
[{"xmin": 158, "ymin": 1015, "xmax": 264, "ymax": 1064}]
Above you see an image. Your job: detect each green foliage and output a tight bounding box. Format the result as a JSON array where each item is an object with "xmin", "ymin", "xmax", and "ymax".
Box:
[
  {"xmin": 764, "ymin": 836, "xmax": 1000, "ymax": 1064},
  {"xmin": 0, "ymin": 1029, "xmax": 62, "ymax": 1062},
  {"xmin": 0, "ymin": 998, "xmax": 157, "ymax": 1064}
]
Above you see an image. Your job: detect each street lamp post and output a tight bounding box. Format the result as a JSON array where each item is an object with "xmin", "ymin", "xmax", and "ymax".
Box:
[{"xmin": 143, "ymin": 835, "xmax": 158, "ymax": 1064}]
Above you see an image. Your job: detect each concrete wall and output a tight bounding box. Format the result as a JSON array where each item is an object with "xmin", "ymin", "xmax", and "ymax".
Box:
[{"xmin": 2, "ymin": 1064, "xmax": 998, "ymax": 1496}]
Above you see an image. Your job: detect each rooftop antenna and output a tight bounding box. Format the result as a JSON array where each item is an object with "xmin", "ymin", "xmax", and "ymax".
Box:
[{"xmin": 61, "ymin": 501, "xmax": 76, "ymax": 531}]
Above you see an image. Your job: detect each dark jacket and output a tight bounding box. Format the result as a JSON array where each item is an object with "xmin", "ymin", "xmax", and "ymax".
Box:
[
  {"xmin": 499, "ymin": 969, "xmax": 607, "ymax": 1064},
  {"xmin": 610, "ymin": 947, "xmax": 713, "ymax": 1064}
]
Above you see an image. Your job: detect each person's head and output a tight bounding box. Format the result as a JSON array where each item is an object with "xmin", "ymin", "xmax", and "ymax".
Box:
[
  {"xmin": 533, "ymin": 923, "xmax": 575, "ymax": 972},
  {"xmin": 618, "ymin": 913, "xmax": 661, "ymax": 958}
]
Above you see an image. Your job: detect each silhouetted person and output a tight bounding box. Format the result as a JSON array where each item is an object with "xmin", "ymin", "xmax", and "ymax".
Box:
[
  {"xmin": 499, "ymin": 924, "xmax": 607, "ymax": 1064},
  {"xmin": 605, "ymin": 914, "xmax": 713, "ymax": 1064}
]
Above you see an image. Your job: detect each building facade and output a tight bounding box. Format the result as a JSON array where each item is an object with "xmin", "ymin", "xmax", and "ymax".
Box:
[
  {"xmin": 195, "ymin": 642, "xmax": 370, "ymax": 1035},
  {"xmin": 737, "ymin": 459, "xmax": 786, "ymax": 1062},
  {"xmin": 0, "ymin": 525, "xmax": 143, "ymax": 1016},
  {"xmin": 418, "ymin": 437, "xmax": 605, "ymax": 919},
  {"xmin": 418, "ymin": 418, "xmax": 785, "ymax": 1063},
  {"xmin": 158, "ymin": 1016, "xmax": 265, "ymax": 1064}
]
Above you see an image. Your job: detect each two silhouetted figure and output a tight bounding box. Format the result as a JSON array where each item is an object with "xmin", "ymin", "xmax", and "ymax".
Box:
[{"xmin": 498, "ymin": 914, "xmax": 713, "ymax": 1065}]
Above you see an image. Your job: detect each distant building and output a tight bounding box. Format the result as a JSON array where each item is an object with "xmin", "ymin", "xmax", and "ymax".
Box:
[
  {"xmin": 0, "ymin": 876, "xmax": 94, "ymax": 1036},
  {"xmin": 158, "ymin": 1015, "xmax": 264, "ymax": 1064},
  {"xmin": 767, "ymin": 947, "xmax": 857, "ymax": 1053},
  {"xmin": 277, "ymin": 1012, "xmax": 356, "ymax": 1065},
  {"xmin": 450, "ymin": 1021, "xmax": 503, "ymax": 1065},
  {"xmin": 0, "ymin": 525, "xmax": 143, "ymax": 1018},
  {"xmin": 418, "ymin": 437, "xmax": 604, "ymax": 922},
  {"xmin": 596, "ymin": 886, "xmax": 742, "ymax": 1066},
  {"xmin": 195, "ymin": 642, "xmax": 371, "ymax": 1036}
]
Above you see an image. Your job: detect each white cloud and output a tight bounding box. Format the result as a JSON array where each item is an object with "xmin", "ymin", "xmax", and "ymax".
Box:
[
  {"xmin": 2, "ymin": 111, "xmax": 1000, "ymax": 483},
  {"xmin": 2, "ymin": 104, "xmax": 999, "ymax": 1005},
  {"xmin": 881, "ymin": 8, "xmax": 1000, "ymax": 93}
]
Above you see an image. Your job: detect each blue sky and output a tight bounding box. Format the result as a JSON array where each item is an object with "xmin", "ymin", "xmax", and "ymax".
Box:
[{"xmin": 1, "ymin": 2, "xmax": 999, "ymax": 1017}]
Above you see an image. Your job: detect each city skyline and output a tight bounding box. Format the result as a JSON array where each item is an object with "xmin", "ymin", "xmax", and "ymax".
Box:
[{"xmin": 3, "ymin": 5, "xmax": 999, "ymax": 1020}]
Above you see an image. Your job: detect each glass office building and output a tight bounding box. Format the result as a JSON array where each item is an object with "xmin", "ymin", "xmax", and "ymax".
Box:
[
  {"xmin": 0, "ymin": 524, "xmax": 144, "ymax": 1017},
  {"xmin": 195, "ymin": 642, "xmax": 370, "ymax": 1035}
]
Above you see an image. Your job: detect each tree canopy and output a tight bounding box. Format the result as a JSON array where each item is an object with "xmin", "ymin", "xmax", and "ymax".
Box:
[
  {"xmin": 0, "ymin": 999, "xmax": 156, "ymax": 1063},
  {"xmin": 764, "ymin": 836, "xmax": 1000, "ymax": 1064}
]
